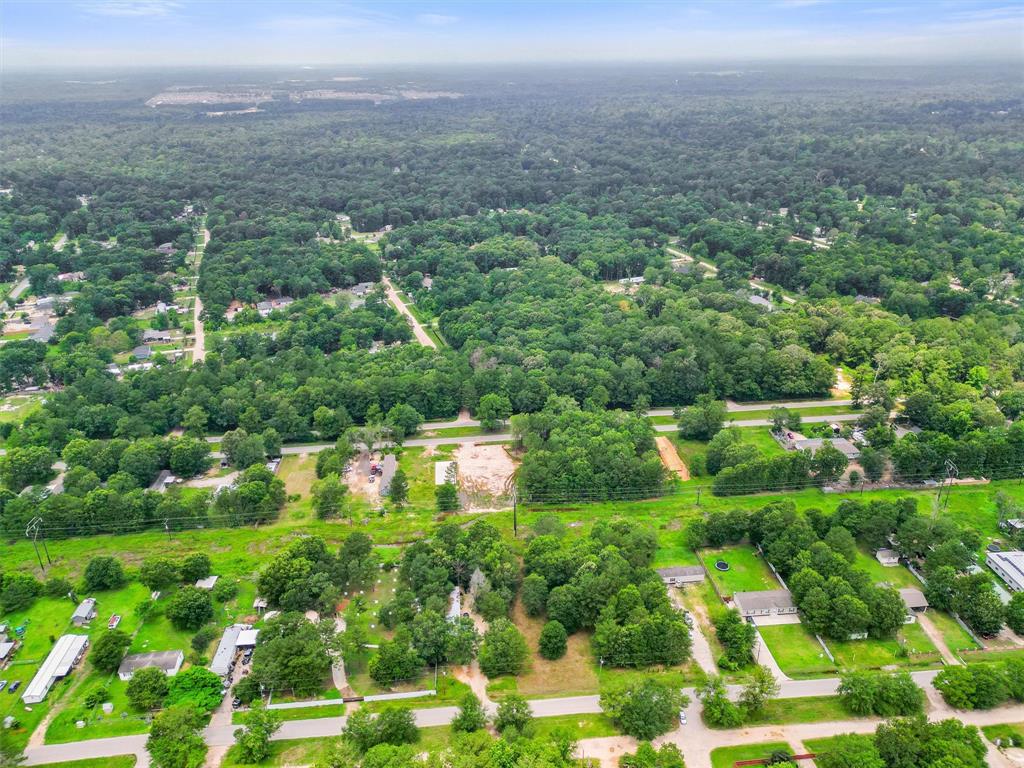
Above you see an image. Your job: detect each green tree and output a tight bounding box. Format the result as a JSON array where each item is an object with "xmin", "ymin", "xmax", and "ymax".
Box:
[
  {"xmin": 812, "ymin": 442, "xmax": 849, "ymax": 484},
  {"xmin": 601, "ymin": 678, "xmax": 688, "ymax": 740},
  {"xmin": 232, "ymin": 705, "xmax": 282, "ymax": 764},
  {"xmin": 538, "ymin": 619, "xmax": 568, "ymax": 660},
  {"xmin": 83, "ymin": 556, "xmax": 126, "ymax": 591},
  {"xmin": 814, "ymin": 734, "xmax": 884, "ymax": 768},
  {"xmin": 675, "ymin": 395, "xmax": 727, "ymax": 441},
  {"xmin": 450, "ymin": 691, "xmax": 488, "ymax": 733},
  {"xmin": 139, "ymin": 558, "xmax": 180, "ymax": 590},
  {"xmin": 436, "ymin": 482, "xmax": 459, "ymax": 512},
  {"xmin": 476, "ymin": 393, "xmax": 513, "ymax": 431},
  {"xmin": 126, "ymin": 666, "xmax": 170, "ymax": 710},
  {"xmin": 313, "ymin": 473, "xmax": 348, "ymax": 519},
  {"xmin": 170, "ymin": 438, "xmax": 211, "ymax": 477},
  {"xmin": 494, "ymin": 694, "xmax": 532, "ymax": 735},
  {"xmin": 165, "ymin": 587, "xmax": 214, "ymax": 631},
  {"xmin": 478, "ymin": 618, "xmax": 529, "ymax": 677},
  {"xmin": 739, "ymin": 665, "xmax": 779, "ymax": 716},
  {"xmin": 521, "ymin": 573, "xmax": 549, "ymax": 617},
  {"xmin": 388, "ymin": 469, "xmax": 409, "ymax": 507},
  {"xmin": 166, "ymin": 667, "xmax": 225, "ymax": 714},
  {"xmin": 385, "ymin": 404, "xmax": 424, "ymax": 441},
  {"xmin": 0, "ymin": 446, "xmax": 55, "ymax": 490},
  {"xmin": 1006, "ymin": 592, "xmax": 1024, "ymax": 635},
  {"xmin": 698, "ymin": 675, "xmax": 743, "ymax": 728},
  {"xmin": 180, "ymin": 554, "xmax": 212, "ymax": 583},
  {"xmin": 0, "ymin": 574, "xmax": 41, "ymax": 613},
  {"xmin": 90, "ymin": 629, "xmax": 131, "ymax": 673},
  {"xmin": 181, "ymin": 406, "xmax": 209, "ymax": 438},
  {"xmin": 147, "ymin": 705, "xmax": 207, "ymax": 768}
]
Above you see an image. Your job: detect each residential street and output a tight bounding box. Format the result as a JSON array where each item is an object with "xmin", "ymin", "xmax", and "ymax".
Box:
[
  {"xmin": 23, "ymin": 671, "xmax": 1024, "ymax": 767},
  {"xmin": 382, "ymin": 275, "xmax": 437, "ymax": 349}
]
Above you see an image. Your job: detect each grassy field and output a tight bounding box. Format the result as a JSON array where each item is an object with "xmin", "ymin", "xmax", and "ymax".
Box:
[
  {"xmin": 853, "ymin": 549, "xmax": 921, "ymax": 589},
  {"xmin": 710, "ymin": 742, "xmax": 793, "ymax": 768},
  {"xmin": 532, "ymin": 713, "xmax": 618, "ymax": 739},
  {"xmin": 927, "ymin": 609, "xmax": 981, "ymax": 653},
  {"xmin": 981, "ymin": 723, "xmax": 1024, "ymax": 746},
  {"xmin": 0, "ymin": 392, "xmax": 46, "ymax": 425},
  {"xmin": 30, "ymin": 758, "xmax": 136, "ymax": 768},
  {"xmin": 759, "ymin": 624, "xmax": 837, "ymax": 678},
  {"xmin": 737, "ymin": 696, "xmax": 852, "ymax": 727},
  {"xmin": 398, "ymin": 445, "xmax": 457, "ymax": 507},
  {"xmin": 702, "ymin": 546, "xmax": 780, "ymax": 596}
]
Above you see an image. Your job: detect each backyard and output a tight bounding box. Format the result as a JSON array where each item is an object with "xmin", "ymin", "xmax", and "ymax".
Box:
[
  {"xmin": 701, "ymin": 546, "xmax": 780, "ymax": 596},
  {"xmin": 758, "ymin": 624, "xmax": 837, "ymax": 678}
]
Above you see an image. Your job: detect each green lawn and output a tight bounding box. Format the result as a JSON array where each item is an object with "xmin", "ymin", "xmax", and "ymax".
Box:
[
  {"xmin": 981, "ymin": 723, "xmax": 1024, "ymax": 747},
  {"xmin": 398, "ymin": 445, "xmax": 457, "ymax": 507},
  {"xmin": 827, "ymin": 622, "xmax": 942, "ymax": 672},
  {"xmin": 29, "ymin": 758, "xmax": 136, "ymax": 768},
  {"xmin": 532, "ymin": 713, "xmax": 618, "ymax": 739},
  {"xmin": 0, "ymin": 393, "xmax": 45, "ymax": 425},
  {"xmin": 927, "ymin": 609, "xmax": 981, "ymax": 653},
  {"xmin": 710, "ymin": 742, "xmax": 793, "ymax": 768},
  {"xmin": 702, "ymin": 546, "xmax": 780, "ymax": 596},
  {"xmin": 738, "ymin": 696, "xmax": 852, "ymax": 727},
  {"xmin": 853, "ymin": 549, "xmax": 920, "ymax": 589},
  {"xmin": 759, "ymin": 624, "xmax": 837, "ymax": 678}
]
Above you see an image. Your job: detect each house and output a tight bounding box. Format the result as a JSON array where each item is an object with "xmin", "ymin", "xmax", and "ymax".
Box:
[
  {"xmin": 987, "ymin": 551, "xmax": 1024, "ymax": 592},
  {"xmin": 618, "ymin": 276, "xmax": 645, "ymax": 285},
  {"xmin": 117, "ymin": 650, "xmax": 184, "ymax": 681},
  {"xmin": 350, "ymin": 282, "xmax": 376, "ymax": 297},
  {"xmin": 733, "ymin": 589, "xmax": 797, "ymax": 618},
  {"xmin": 656, "ymin": 566, "xmax": 706, "ymax": 586},
  {"xmin": 143, "ymin": 329, "xmax": 173, "ymax": 343},
  {"xmin": 875, "ymin": 548, "xmax": 900, "ymax": 567},
  {"xmin": 22, "ymin": 635, "xmax": 89, "ymax": 704},
  {"xmin": 747, "ymin": 295, "xmax": 774, "ymax": 311},
  {"xmin": 57, "ymin": 271, "xmax": 86, "ymax": 282},
  {"xmin": 378, "ymin": 454, "xmax": 398, "ymax": 496},
  {"xmin": 898, "ymin": 588, "xmax": 929, "ymax": 623},
  {"xmin": 253, "ymin": 597, "xmax": 268, "ymax": 614},
  {"xmin": 71, "ymin": 598, "xmax": 97, "ymax": 627},
  {"xmin": 195, "ymin": 575, "xmax": 219, "ymax": 591},
  {"xmin": 210, "ymin": 624, "xmax": 247, "ymax": 676},
  {"xmin": 256, "ymin": 301, "xmax": 274, "ymax": 317},
  {"xmin": 792, "ymin": 437, "xmax": 861, "ymax": 460},
  {"xmin": 0, "ymin": 641, "xmax": 15, "ymax": 664},
  {"xmin": 132, "ymin": 345, "xmax": 152, "ymax": 360},
  {"xmin": 155, "ymin": 243, "xmax": 177, "ymax": 256}
]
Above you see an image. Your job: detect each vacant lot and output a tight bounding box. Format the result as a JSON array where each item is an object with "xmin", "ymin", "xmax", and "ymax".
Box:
[
  {"xmin": 279, "ymin": 453, "xmax": 317, "ymax": 498},
  {"xmin": 854, "ymin": 548, "xmax": 920, "ymax": 589},
  {"xmin": 759, "ymin": 624, "xmax": 837, "ymax": 678},
  {"xmin": 655, "ymin": 436, "xmax": 690, "ymax": 480},
  {"xmin": 503, "ymin": 599, "xmax": 599, "ymax": 699},
  {"xmin": 454, "ymin": 442, "xmax": 517, "ymax": 508},
  {"xmin": 737, "ymin": 695, "xmax": 852, "ymax": 728},
  {"xmin": 710, "ymin": 742, "xmax": 794, "ymax": 768},
  {"xmin": 702, "ymin": 546, "xmax": 779, "ymax": 596}
]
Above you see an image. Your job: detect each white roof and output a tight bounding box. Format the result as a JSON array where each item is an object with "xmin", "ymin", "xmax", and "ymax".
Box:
[
  {"xmin": 210, "ymin": 624, "xmax": 244, "ymax": 676},
  {"xmin": 195, "ymin": 575, "xmax": 219, "ymax": 590},
  {"xmin": 237, "ymin": 629, "xmax": 259, "ymax": 647},
  {"xmin": 0, "ymin": 642, "xmax": 14, "ymax": 660},
  {"xmin": 72, "ymin": 598, "xmax": 96, "ymax": 620},
  {"xmin": 434, "ymin": 461, "xmax": 455, "ymax": 486},
  {"xmin": 23, "ymin": 635, "xmax": 88, "ymax": 703}
]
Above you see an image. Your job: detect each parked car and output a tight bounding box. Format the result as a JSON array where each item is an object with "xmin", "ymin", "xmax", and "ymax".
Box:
[
  {"xmin": 8, "ymin": 680, "xmax": 21, "ymax": 693},
  {"xmin": 0, "ymin": 680, "xmax": 7, "ymax": 692},
  {"xmin": 679, "ymin": 711, "xmax": 687, "ymax": 725}
]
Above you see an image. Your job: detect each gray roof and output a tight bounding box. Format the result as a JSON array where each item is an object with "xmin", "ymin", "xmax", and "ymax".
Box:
[
  {"xmin": 733, "ymin": 589, "xmax": 795, "ymax": 613},
  {"xmin": 656, "ymin": 566, "xmax": 705, "ymax": 580},
  {"xmin": 71, "ymin": 598, "xmax": 96, "ymax": 621},
  {"xmin": 378, "ymin": 454, "xmax": 398, "ymax": 495},
  {"xmin": 899, "ymin": 588, "xmax": 929, "ymax": 611},
  {"xmin": 793, "ymin": 437, "xmax": 860, "ymax": 459},
  {"xmin": 132, "ymin": 345, "xmax": 152, "ymax": 360},
  {"xmin": 118, "ymin": 650, "xmax": 183, "ymax": 677}
]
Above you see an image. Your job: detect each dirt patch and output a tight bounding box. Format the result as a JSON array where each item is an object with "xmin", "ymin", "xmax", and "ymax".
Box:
[
  {"xmin": 453, "ymin": 443, "xmax": 517, "ymax": 508},
  {"xmin": 655, "ymin": 436, "xmax": 690, "ymax": 480},
  {"xmin": 509, "ymin": 600, "xmax": 598, "ymax": 698}
]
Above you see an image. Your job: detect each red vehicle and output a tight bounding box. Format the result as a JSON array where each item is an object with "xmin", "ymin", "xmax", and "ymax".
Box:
[{"xmin": 107, "ymin": 615, "xmax": 121, "ymax": 630}]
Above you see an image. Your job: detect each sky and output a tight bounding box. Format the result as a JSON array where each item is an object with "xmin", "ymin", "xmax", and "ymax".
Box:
[{"xmin": 1, "ymin": 0, "xmax": 1022, "ymax": 69}]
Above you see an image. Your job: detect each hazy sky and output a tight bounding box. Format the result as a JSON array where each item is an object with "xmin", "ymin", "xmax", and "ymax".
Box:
[{"xmin": 2, "ymin": 0, "xmax": 1022, "ymax": 68}]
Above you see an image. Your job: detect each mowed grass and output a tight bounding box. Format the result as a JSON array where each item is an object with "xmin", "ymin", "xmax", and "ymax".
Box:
[
  {"xmin": 399, "ymin": 445, "xmax": 457, "ymax": 508},
  {"xmin": 927, "ymin": 609, "xmax": 981, "ymax": 653},
  {"xmin": 710, "ymin": 742, "xmax": 793, "ymax": 768},
  {"xmin": 737, "ymin": 696, "xmax": 852, "ymax": 727},
  {"xmin": 279, "ymin": 453, "xmax": 318, "ymax": 498},
  {"xmin": 981, "ymin": 723, "xmax": 1024, "ymax": 746},
  {"xmin": 0, "ymin": 392, "xmax": 45, "ymax": 424},
  {"xmin": 853, "ymin": 549, "xmax": 920, "ymax": 589},
  {"xmin": 702, "ymin": 546, "xmax": 779, "ymax": 596},
  {"xmin": 759, "ymin": 624, "xmax": 837, "ymax": 678},
  {"xmin": 828, "ymin": 621, "xmax": 942, "ymax": 671},
  {"xmin": 30, "ymin": 758, "xmax": 136, "ymax": 768},
  {"xmin": 532, "ymin": 713, "xmax": 618, "ymax": 739}
]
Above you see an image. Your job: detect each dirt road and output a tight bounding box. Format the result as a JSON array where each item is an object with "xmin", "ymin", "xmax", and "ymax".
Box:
[
  {"xmin": 382, "ymin": 276, "xmax": 437, "ymax": 349},
  {"xmin": 655, "ymin": 436, "xmax": 690, "ymax": 480},
  {"xmin": 191, "ymin": 227, "xmax": 209, "ymax": 363}
]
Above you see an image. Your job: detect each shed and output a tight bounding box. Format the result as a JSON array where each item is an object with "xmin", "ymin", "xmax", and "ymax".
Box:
[
  {"xmin": 71, "ymin": 598, "xmax": 97, "ymax": 627},
  {"xmin": 253, "ymin": 597, "xmax": 268, "ymax": 613},
  {"xmin": 132, "ymin": 345, "xmax": 152, "ymax": 360},
  {"xmin": 899, "ymin": 588, "xmax": 929, "ymax": 613},
  {"xmin": 987, "ymin": 550, "xmax": 1024, "ymax": 592},
  {"xmin": 793, "ymin": 437, "xmax": 860, "ymax": 460},
  {"xmin": 656, "ymin": 566, "xmax": 706, "ymax": 586},
  {"xmin": 875, "ymin": 548, "xmax": 900, "ymax": 567},
  {"xmin": 195, "ymin": 575, "xmax": 219, "ymax": 590},
  {"xmin": 117, "ymin": 650, "xmax": 184, "ymax": 681},
  {"xmin": 236, "ymin": 629, "xmax": 259, "ymax": 648},
  {"xmin": 0, "ymin": 642, "xmax": 15, "ymax": 662},
  {"xmin": 378, "ymin": 454, "xmax": 398, "ymax": 495}
]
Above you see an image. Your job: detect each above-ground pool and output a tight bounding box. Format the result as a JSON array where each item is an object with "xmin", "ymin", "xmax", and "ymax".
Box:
[{"xmin": 714, "ymin": 560, "xmax": 730, "ymax": 572}]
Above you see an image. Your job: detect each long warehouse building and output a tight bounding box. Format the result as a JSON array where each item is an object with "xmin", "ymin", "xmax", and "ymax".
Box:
[{"xmin": 22, "ymin": 634, "xmax": 89, "ymax": 704}]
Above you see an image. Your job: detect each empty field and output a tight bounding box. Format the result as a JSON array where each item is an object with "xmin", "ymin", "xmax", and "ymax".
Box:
[
  {"xmin": 759, "ymin": 624, "xmax": 837, "ymax": 678},
  {"xmin": 710, "ymin": 742, "xmax": 793, "ymax": 768}
]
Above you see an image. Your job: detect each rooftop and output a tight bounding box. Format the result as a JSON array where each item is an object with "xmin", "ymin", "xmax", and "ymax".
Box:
[
  {"xmin": 793, "ymin": 437, "xmax": 860, "ymax": 459},
  {"xmin": 118, "ymin": 650, "xmax": 183, "ymax": 677},
  {"xmin": 899, "ymin": 588, "xmax": 929, "ymax": 611},
  {"xmin": 733, "ymin": 589, "xmax": 795, "ymax": 613},
  {"xmin": 656, "ymin": 566, "xmax": 705, "ymax": 578}
]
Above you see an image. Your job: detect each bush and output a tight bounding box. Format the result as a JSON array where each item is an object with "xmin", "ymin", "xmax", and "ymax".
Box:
[
  {"xmin": 520, "ymin": 573, "xmax": 549, "ymax": 617},
  {"xmin": 0, "ymin": 573, "xmax": 41, "ymax": 612},
  {"xmin": 42, "ymin": 577, "xmax": 73, "ymax": 599},
  {"xmin": 538, "ymin": 620, "xmax": 568, "ymax": 660},
  {"xmin": 212, "ymin": 579, "xmax": 238, "ymax": 603},
  {"xmin": 166, "ymin": 667, "xmax": 224, "ymax": 714},
  {"xmin": 191, "ymin": 625, "xmax": 219, "ymax": 654},
  {"xmin": 180, "ymin": 554, "xmax": 211, "ymax": 583},
  {"xmin": 600, "ymin": 678, "xmax": 687, "ymax": 741},
  {"xmin": 91, "ymin": 629, "xmax": 131, "ymax": 673},
  {"xmin": 450, "ymin": 692, "xmax": 488, "ymax": 733},
  {"xmin": 478, "ymin": 618, "xmax": 529, "ymax": 677},
  {"xmin": 837, "ymin": 672, "xmax": 924, "ymax": 717}
]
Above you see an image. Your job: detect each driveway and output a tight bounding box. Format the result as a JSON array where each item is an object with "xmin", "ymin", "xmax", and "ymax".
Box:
[{"xmin": 382, "ymin": 276, "xmax": 436, "ymax": 349}]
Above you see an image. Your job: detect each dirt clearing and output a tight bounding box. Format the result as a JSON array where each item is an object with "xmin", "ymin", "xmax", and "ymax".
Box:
[
  {"xmin": 453, "ymin": 443, "xmax": 517, "ymax": 508},
  {"xmin": 655, "ymin": 436, "xmax": 690, "ymax": 480}
]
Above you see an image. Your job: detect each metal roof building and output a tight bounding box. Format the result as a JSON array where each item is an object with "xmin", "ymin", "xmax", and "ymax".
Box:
[
  {"xmin": 656, "ymin": 566, "xmax": 706, "ymax": 586},
  {"xmin": 22, "ymin": 635, "xmax": 89, "ymax": 704},
  {"xmin": 71, "ymin": 598, "xmax": 97, "ymax": 626},
  {"xmin": 733, "ymin": 589, "xmax": 797, "ymax": 617}
]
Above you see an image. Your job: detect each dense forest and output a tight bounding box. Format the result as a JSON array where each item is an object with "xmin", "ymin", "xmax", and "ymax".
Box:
[{"xmin": 1, "ymin": 63, "xmax": 1024, "ymax": 512}]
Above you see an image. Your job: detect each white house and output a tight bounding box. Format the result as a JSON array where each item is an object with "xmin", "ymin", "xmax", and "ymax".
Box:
[
  {"xmin": 71, "ymin": 598, "xmax": 97, "ymax": 627},
  {"xmin": 875, "ymin": 548, "xmax": 900, "ymax": 567},
  {"xmin": 117, "ymin": 650, "xmax": 184, "ymax": 681},
  {"xmin": 733, "ymin": 589, "xmax": 797, "ymax": 618}
]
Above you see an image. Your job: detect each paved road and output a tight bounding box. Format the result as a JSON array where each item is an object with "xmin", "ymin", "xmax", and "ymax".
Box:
[
  {"xmin": 7, "ymin": 277, "xmax": 30, "ymax": 302},
  {"xmin": 190, "ymin": 228, "xmax": 209, "ymax": 364},
  {"xmin": 27, "ymin": 669, "xmax": 1017, "ymax": 767},
  {"xmin": 383, "ymin": 276, "xmax": 436, "ymax": 349}
]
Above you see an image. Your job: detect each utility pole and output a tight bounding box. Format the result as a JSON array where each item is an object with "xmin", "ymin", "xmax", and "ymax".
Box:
[
  {"xmin": 941, "ymin": 459, "xmax": 959, "ymax": 512},
  {"xmin": 164, "ymin": 519, "xmax": 172, "ymax": 541},
  {"xmin": 26, "ymin": 516, "xmax": 50, "ymax": 573}
]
